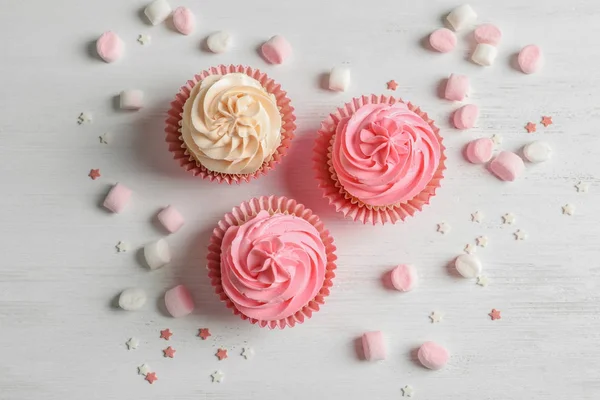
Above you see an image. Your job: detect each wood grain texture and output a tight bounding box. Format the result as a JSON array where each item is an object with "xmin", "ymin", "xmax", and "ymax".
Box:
[{"xmin": 1, "ymin": 0, "xmax": 600, "ymax": 399}]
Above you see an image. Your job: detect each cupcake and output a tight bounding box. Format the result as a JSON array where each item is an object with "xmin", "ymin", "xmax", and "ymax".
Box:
[
  {"xmin": 207, "ymin": 196, "xmax": 337, "ymax": 329},
  {"xmin": 314, "ymin": 95, "xmax": 446, "ymax": 224},
  {"xmin": 166, "ymin": 65, "xmax": 295, "ymax": 184}
]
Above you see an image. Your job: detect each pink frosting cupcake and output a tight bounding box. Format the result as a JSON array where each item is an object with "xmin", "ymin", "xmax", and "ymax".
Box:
[
  {"xmin": 207, "ymin": 196, "xmax": 337, "ymax": 329},
  {"xmin": 314, "ymin": 95, "xmax": 446, "ymax": 224}
]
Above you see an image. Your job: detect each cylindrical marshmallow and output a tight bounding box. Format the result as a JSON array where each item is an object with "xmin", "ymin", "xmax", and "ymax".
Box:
[
  {"xmin": 429, "ymin": 28, "xmax": 457, "ymax": 53},
  {"xmin": 446, "ymin": 4, "xmax": 477, "ymax": 31},
  {"xmin": 164, "ymin": 284, "xmax": 195, "ymax": 318},
  {"xmin": 206, "ymin": 31, "xmax": 232, "ymax": 53},
  {"xmin": 119, "ymin": 288, "xmax": 147, "ymax": 311},
  {"xmin": 523, "ymin": 141, "xmax": 552, "ymax": 163},
  {"xmin": 144, "ymin": 0, "xmax": 172, "ymax": 25},
  {"xmin": 157, "ymin": 205, "xmax": 185, "ymax": 234},
  {"xmin": 474, "ymin": 24, "xmax": 502, "ymax": 46},
  {"xmin": 518, "ymin": 45, "xmax": 543, "ymax": 74},
  {"xmin": 172, "ymin": 7, "xmax": 195, "ymax": 35},
  {"xmin": 418, "ymin": 341, "xmax": 449, "ymax": 370},
  {"xmin": 465, "ymin": 138, "xmax": 494, "ymax": 164},
  {"xmin": 472, "ymin": 43, "xmax": 498, "ymax": 66},
  {"xmin": 96, "ymin": 31, "xmax": 124, "ymax": 63},
  {"xmin": 261, "ymin": 35, "xmax": 292, "ymax": 64},
  {"xmin": 489, "ymin": 151, "xmax": 525, "ymax": 181},
  {"xmin": 103, "ymin": 183, "xmax": 132, "ymax": 213},
  {"xmin": 445, "ymin": 74, "xmax": 469, "ymax": 101},
  {"xmin": 119, "ymin": 90, "xmax": 144, "ymax": 111},
  {"xmin": 328, "ymin": 67, "xmax": 351, "ymax": 92},
  {"xmin": 362, "ymin": 331, "xmax": 386, "ymax": 361},
  {"xmin": 390, "ymin": 265, "xmax": 418, "ymax": 292},
  {"xmin": 455, "ymin": 254, "xmax": 482, "ymax": 278},
  {"xmin": 453, "ymin": 104, "xmax": 479, "ymax": 130},
  {"xmin": 144, "ymin": 239, "xmax": 171, "ymax": 270}
]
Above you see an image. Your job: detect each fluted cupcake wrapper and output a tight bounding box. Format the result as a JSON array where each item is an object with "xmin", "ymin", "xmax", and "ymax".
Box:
[
  {"xmin": 313, "ymin": 95, "xmax": 446, "ymax": 225},
  {"xmin": 165, "ymin": 65, "xmax": 296, "ymax": 184},
  {"xmin": 207, "ymin": 195, "xmax": 337, "ymax": 329}
]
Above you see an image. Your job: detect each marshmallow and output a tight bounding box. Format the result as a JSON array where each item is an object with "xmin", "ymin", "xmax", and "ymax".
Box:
[
  {"xmin": 118, "ymin": 288, "xmax": 147, "ymax": 311},
  {"xmin": 472, "ymin": 43, "xmax": 497, "ymax": 66},
  {"xmin": 164, "ymin": 285, "xmax": 195, "ymax": 317},
  {"xmin": 474, "ymin": 24, "xmax": 502, "ymax": 46},
  {"xmin": 144, "ymin": 0, "xmax": 172, "ymax": 25},
  {"xmin": 446, "ymin": 4, "xmax": 477, "ymax": 31},
  {"xmin": 390, "ymin": 264, "xmax": 418, "ymax": 292},
  {"xmin": 119, "ymin": 90, "xmax": 144, "ymax": 111},
  {"xmin": 453, "ymin": 104, "xmax": 479, "ymax": 130},
  {"xmin": 261, "ymin": 35, "xmax": 292, "ymax": 65},
  {"xmin": 523, "ymin": 141, "xmax": 552, "ymax": 163},
  {"xmin": 144, "ymin": 239, "xmax": 171, "ymax": 270},
  {"xmin": 329, "ymin": 67, "xmax": 351, "ymax": 92},
  {"xmin": 206, "ymin": 31, "xmax": 233, "ymax": 53},
  {"xmin": 465, "ymin": 138, "xmax": 494, "ymax": 164},
  {"xmin": 455, "ymin": 254, "xmax": 482, "ymax": 278},
  {"xmin": 362, "ymin": 331, "xmax": 386, "ymax": 361},
  {"xmin": 445, "ymin": 74, "xmax": 469, "ymax": 101},
  {"xmin": 103, "ymin": 183, "xmax": 132, "ymax": 213},
  {"xmin": 518, "ymin": 45, "xmax": 543, "ymax": 74},
  {"xmin": 157, "ymin": 205, "xmax": 185, "ymax": 234},
  {"xmin": 489, "ymin": 151, "xmax": 525, "ymax": 181},
  {"xmin": 172, "ymin": 7, "xmax": 195, "ymax": 35},
  {"xmin": 429, "ymin": 28, "xmax": 457, "ymax": 53},
  {"xmin": 418, "ymin": 342, "xmax": 449, "ymax": 370},
  {"xmin": 96, "ymin": 31, "xmax": 124, "ymax": 63}
]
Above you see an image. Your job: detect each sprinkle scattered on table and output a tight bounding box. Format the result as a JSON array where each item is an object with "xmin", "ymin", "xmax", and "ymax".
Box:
[
  {"xmin": 137, "ymin": 364, "xmax": 151, "ymax": 376},
  {"xmin": 402, "ymin": 385, "xmax": 415, "ymax": 397},
  {"xmin": 476, "ymin": 236, "xmax": 488, "ymax": 247},
  {"xmin": 437, "ymin": 222, "xmax": 451, "ymax": 234},
  {"xmin": 137, "ymin": 34, "xmax": 151, "ymax": 45},
  {"xmin": 88, "ymin": 169, "xmax": 101, "ymax": 180},
  {"xmin": 575, "ymin": 181, "xmax": 589, "ymax": 193},
  {"xmin": 160, "ymin": 329, "xmax": 173, "ymax": 340},
  {"xmin": 198, "ymin": 328, "xmax": 211, "ymax": 340},
  {"xmin": 126, "ymin": 337, "xmax": 139, "ymax": 350},
  {"xmin": 211, "ymin": 370, "xmax": 224, "ymax": 383},
  {"xmin": 476, "ymin": 275, "xmax": 489, "ymax": 287},
  {"xmin": 541, "ymin": 116, "xmax": 553, "ymax": 127},
  {"xmin": 464, "ymin": 243, "xmax": 476, "ymax": 254},
  {"xmin": 115, "ymin": 241, "xmax": 128, "ymax": 253},
  {"xmin": 562, "ymin": 204, "xmax": 575, "ymax": 216},
  {"xmin": 491, "ymin": 133, "xmax": 503, "ymax": 145},
  {"xmin": 163, "ymin": 346, "xmax": 176, "ymax": 358},
  {"xmin": 99, "ymin": 133, "xmax": 109, "ymax": 144},
  {"xmin": 502, "ymin": 213, "xmax": 516, "ymax": 225},
  {"xmin": 216, "ymin": 348, "xmax": 228, "ymax": 360},
  {"xmin": 489, "ymin": 309, "xmax": 502, "ymax": 320},
  {"xmin": 145, "ymin": 372, "xmax": 158, "ymax": 384},
  {"xmin": 77, "ymin": 112, "xmax": 92, "ymax": 125},
  {"xmin": 429, "ymin": 311, "xmax": 443, "ymax": 323},
  {"xmin": 514, "ymin": 229, "xmax": 527, "ymax": 241},
  {"xmin": 471, "ymin": 211, "xmax": 484, "ymax": 223},
  {"xmin": 241, "ymin": 347, "xmax": 254, "ymax": 360},
  {"xmin": 387, "ymin": 80, "xmax": 399, "ymax": 91},
  {"xmin": 525, "ymin": 122, "xmax": 537, "ymax": 133}
]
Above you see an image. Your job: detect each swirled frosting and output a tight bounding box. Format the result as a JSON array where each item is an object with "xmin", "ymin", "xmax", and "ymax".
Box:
[
  {"xmin": 331, "ymin": 103, "xmax": 441, "ymax": 206},
  {"xmin": 220, "ymin": 211, "xmax": 327, "ymax": 321},
  {"xmin": 181, "ymin": 73, "xmax": 282, "ymax": 174}
]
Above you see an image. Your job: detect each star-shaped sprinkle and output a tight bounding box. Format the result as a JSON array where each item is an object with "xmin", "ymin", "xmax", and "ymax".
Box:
[
  {"xmin": 387, "ymin": 80, "xmax": 399, "ymax": 91},
  {"xmin": 429, "ymin": 311, "xmax": 443, "ymax": 323},
  {"xmin": 216, "ymin": 348, "xmax": 228, "ymax": 360},
  {"xmin": 525, "ymin": 122, "xmax": 536, "ymax": 133},
  {"xmin": 502, "ymin": 213, "xmax": 516, "ymax": 225},
  {"xmin": 489, "ymin": 309, "xmax": 501, "ymax": 320},
  {"xmin": 402, "ymin": 385, "xmax": 415, "ymax": 397},
  {"xmin": 241, "ymin": 347, "xmax": 254, "ymax": 360},
  {"xmin": 471, "ymin": 211, "xmax": 484, "ymax": 223},
  {"xmin": 77, "ymin": 112, "xmax": 92, "ymax": 125},
  {"xmin": 163, "ymin": 346, "xmax": 176, "ymax": 358},
  {"xmin": 160, "ymin": 329, "xmax": 173, "ymax": 340},
  {"xmin": 198, "ymin": 328, "xmax": 211, "ymax": 340},
  {"xmin": 476, "ymin": 275, "xmax": 489, "ymax": 287},
  {"xmin": 541, "ymin": 116, "xmax": 553, "ymax": 127},
  {"xmin": 116, "ymin": 241, "xmax": 128, "ymax": 253},
  {"xmin": 126, "ymin": 337, "xmax": 139, "ymax": 350},
  {"xmin": 464, "ymin": 243, "xmax": 476, "ymax": 254},
  {"xmin": 491, "ymin": 133, "xmax": 503, "ymax": 145},
  {"xmin": 145, "ymin": 372, "xmax": 158, "ymax": 384},
  {"xmin": 211, "ymin": 370, "xmax": 224, "ymax": 383},
  {"xmin": 514, "ymin": 229, "xmax": 527, "ymax": 241},
  {"xmin": 137, "ymin": 34, "xmax": 151, "ymax": 45},
  {"xmin": 99, "ymin": 133, "xmax": 109, "ymax": 144},
  {"xmin": 138, "ymin": 364, "xmax": 151, "ymax": 376},
  {"xmin": 575, "ymin": 181, "xmax": 590, "ymax": 193},
  {"xmin": 562, "ymin": 204, "xmax": 575, "ymax": 216},
  {"xmin": 437, "ymin": 221, "xmax": 451, "ymax": 234},
  {"xmin": 88, "ymin": 169, "xmax": 101, "ymax": 180},
  {"xmin": 476, "ymin": 236, "xmax": 488, "ymax": 247}
]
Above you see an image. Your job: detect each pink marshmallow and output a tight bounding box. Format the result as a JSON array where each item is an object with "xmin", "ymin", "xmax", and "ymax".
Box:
[
  {"xmin": 474, "ymin": 24, "xmax": 502, "ymax": 46},
  {"xmin": 518, "ymin": 45, "xmax": 543, "ymax": 74},
  {"xmin": 261, "ymin": 35, "xmax": 292, "ymax": 65},
  {"xmin": 444, "ymin": 74, "xmax": 469, "ymax": 101},
  {"xmin": 391, "ymin": 264, "xmax": 418, "ymax": 292},
  {"xmin": 489, "ymin": 151, "xmax": 525, "ymax": 181},
  {"xmin": 164, "ymin": 285, "xmax": 195, "ymax": 318},
  {"xmin": 429, "ymin": 28, "xmax": 457, "ymax": 53},
  {"xmin": 157, "ymin": 205, "xmax": 184, "ymax": 234},
  {"xmin": 96, "ymin": 31, "xmax": 124, "ymax": 63},
  {"xmin": 172, "ymin": 7, "xmax": 195, "ymax": 35},
  {"xmin": 362, "ymin": 331, "xmax": 386, "ymax": 361},
  {"xmin": 453, "ymin": 104, "xmax": 479, "ymax": 130},
  {"xmin": 465, "ymin": 138, "xmax": 494, "ymax": 164},
  {"xmin": 103, "ymin": 183, "xmax": 132, "ymax": 213},
  {"xmin": 418, "ymin": 341, "xmax": 449, "ymax": 370}
]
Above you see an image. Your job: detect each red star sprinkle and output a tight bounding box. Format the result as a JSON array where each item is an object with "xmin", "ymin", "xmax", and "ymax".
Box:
[
  {"xmin": 145, "ymin": 372, "xmax": 158, "ymax": 384},
  {"xmin": 541, "ymin": 116, "xmax": 553, "ymax": 127},
  {"xmin": 160, "ymin": 329, "xmax": 173, "ymax": 340},
  {"xmin": 198, "ymin": 328, "xmax": 211, "ymax": 340},
  {"xmin": 525, "ymin": 122, "xmax": 536, "ymax": 133},
  {"xmin": 489, "ymin": 309, "xmax": 502, "ymax": 320},
  {"xmin": 386, "ymin": 80, "xmax": 399, "ymax": 91},
  {"xmin": 216, "ymin": 348, "xmax": 228, "ymax": 360},
  {"xmin": 88, "ymin": 169, "xmax": 101, "ymax": 180},
  {"xmin": 163, "ymin": 346, "xmax": 176, "ymax": 358}
]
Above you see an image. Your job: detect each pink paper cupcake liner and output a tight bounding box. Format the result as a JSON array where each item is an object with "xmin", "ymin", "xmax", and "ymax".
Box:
[
  {"xmin": 207, "ymin": 196, "xmax": 337, "ymax": 329},
  {"xmin": 313, "ymin": 95, "xmax": 446, "ymax": 225},
  {"xmin": 165, "ymin": 65, "xmax": 296, "ymax": 184}
]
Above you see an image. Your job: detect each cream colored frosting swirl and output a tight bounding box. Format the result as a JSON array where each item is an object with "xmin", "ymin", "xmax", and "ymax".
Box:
[{"xmin": 181, "ymin": 73, "xmax": 282, "ymax": 174}]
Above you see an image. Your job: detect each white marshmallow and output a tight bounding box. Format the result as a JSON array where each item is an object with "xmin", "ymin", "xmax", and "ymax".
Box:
[
  {"xmin": 118, "ymin": 288, "xmax": 147, "ymax": 311},
  {"xmin": 523, "ymin": 141, "xmax": 552, "ymax": 163},
  {"xmin": 206, "ymin": 31, "xmax": 233, "ymax": 54},
  {"xmin": 471, "ymin": 43, "xmax": 497, "ymax": 66},
  {"xmin": 328, "ymin": 67, "xmax": 351, "ymax": 92},
  {"xmin": 144, "ymin": 239, "xmax": 171, "ymax": 270},
  {"xmin": 446, "ymin": 4, "xmax": 477, "ymax": 31},
  {"xmin": 120, "ymin": 90, "xmax": 144, "ymax": 111},
  {"xmin": 144, "ymin": 0, "xmax": 172, "ymax": 26},
  {"xmin": 455, "ymin": 254, "xmax": 482, "ymax": 278}
]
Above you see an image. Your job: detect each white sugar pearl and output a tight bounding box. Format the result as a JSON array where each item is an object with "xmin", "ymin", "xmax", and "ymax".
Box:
[
  {"xmin": 446, "ymin": 4, "xmax": 477, "ymax": 31},
  {"xmin": 523, "ymin": 141, "xmax": 552, "ymax": 163},
  {"xmin": 455, "ymin": 254, "xmax": 482, "ymax": 278},
  {"xmin": 144, "ymin": 239, "xmax": 171, "ymax": 270},
  {"xmin": 120, "ymin": 90, "xmax": 144, "ymax": 111},
  {"xmin": 144, "ymin": 0, "xmax": 172, "ymax": 26},
  {"xmin": 118, "ymin": 288, "xmax": 147, "ymax": 311},
  {"xmin": 206, "ymin": 31, "xmax": 232, "ymax": 53},
  {"xmin": 471, "ymin": 43, "xmax": 497, "ymax": 66},
  {"xmin": 328, "ymin": 67, "xmax": 351, "ymax": 92}
]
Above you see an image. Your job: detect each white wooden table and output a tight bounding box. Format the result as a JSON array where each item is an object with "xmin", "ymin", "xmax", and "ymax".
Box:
[{"xmin": 2, "ymin": 0, "xmax": 600, "ymax": 398}]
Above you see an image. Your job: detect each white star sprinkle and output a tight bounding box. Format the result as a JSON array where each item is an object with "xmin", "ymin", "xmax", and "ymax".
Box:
[
  {"xmin": 437, "ymin": 222, "xmax": 451, "ymax": 234},
  {"xmin": 562, "ymin": 204, "xmax": 575, "ymax": 216},
  {"xmin": 126, "ymin": 337, "xmax": 139, "ymax": 350},
  {"xmin": 402, "ymin": 385, "xmax": 415, "ymax": 397},
  {"xmin": 514, "ymin": 229, "xmax": 527, "ymax": 241},
  {"xmin": 502, "ymin": 213, "xmax": 516, "ymax": 225},
  {"xmin": 241, "ymin": 347, "xmax": 255, "ymax": 360},
  {"xmin": 491, "ymin": 134, "xmax": 503, "ymax": 145},
  {"xmin": 575, "ymin": 181, "xmax": 590, "ymax": 193},
  {"xmin": 464, "ymin": 243, "xmax": 476, "ymax": 254},
  {"xmin": 471, "ymin": 211, "xmax": 484, "ymax": 223},
  {"xmin": 138, "ymin": 34, "xmax": 151, "ymax": 45},
  {"xmin": 429, "ymin": 311, "xmax": 443, "ymax": 323},
  {"xmin": 99, "ymin": 132, "xmax": 109, "ymax": 144},
  {"xmin": 77, "ymin": 112, "xmax": 92, "ymax": 125},
  {"xmin": 116, "ymin": 241, "xmax": 128, "ymax": 253},
  {"xmin": 211, "ymin": 370, "xmax": 224, "ymax": 383},
  {"xmin": 476, "ymin": 275, "xmax": 489, "ymax": 287},
  {"xmin": 137, "ymin": 364, "xmax": 151, "ymax": 375},
  {"xmin": 476, "ymin": 236, "xmax": 489, "ymax": 247}
]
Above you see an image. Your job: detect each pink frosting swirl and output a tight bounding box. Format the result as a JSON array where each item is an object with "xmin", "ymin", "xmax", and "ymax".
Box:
[
  {"xmin": 220, "ymin": 211, "xmax": 327, "ymax": 321},
  {"xmin": 331, "ymin": 103, "xmax": 441, "ymax": 206}
]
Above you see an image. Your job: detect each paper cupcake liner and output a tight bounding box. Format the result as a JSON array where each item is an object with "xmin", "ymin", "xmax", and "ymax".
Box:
[
  {"xmin": 207, "ymin": 195, "xmax": 337, "ymax": 329},
  {"xmin": 165, "ymin": 65, "xmax": 296, "ymax": 184},
  {"xmin": 313, "ymin": 95, "xmax": 446, "ymax": 225}
]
